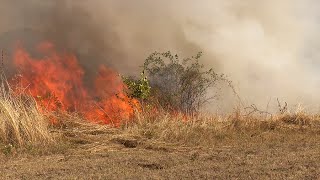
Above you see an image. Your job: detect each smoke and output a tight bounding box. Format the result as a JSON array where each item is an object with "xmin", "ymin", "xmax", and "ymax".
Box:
[{"xmin": 1, "ymin": 0, "xmax": 320, "ymax": 112}]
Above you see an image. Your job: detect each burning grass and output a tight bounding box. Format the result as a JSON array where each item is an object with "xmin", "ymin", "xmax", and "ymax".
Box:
[
  {"xmin": 0, "ymin": 41, "xmax": 141, "ymax": 150},
  {"xmin": 1, "ymin": 41, "xmax": 320, "ymax": 152},
  {"xmin": 0, "ymin": 84, "xmax": 319, "ymax": 154},
  {"xmin": 12, "ymin": 42, "xmax": 139, "ymax": 125},
  {"xmin": 0, "ymin": 78, "xmax": 53, "ymax": 148}
]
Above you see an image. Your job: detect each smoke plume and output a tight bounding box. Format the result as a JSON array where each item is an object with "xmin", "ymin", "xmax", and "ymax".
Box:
[{"xmin": 1, "ymin": 0, "xmax": 320, "ymax": 112}]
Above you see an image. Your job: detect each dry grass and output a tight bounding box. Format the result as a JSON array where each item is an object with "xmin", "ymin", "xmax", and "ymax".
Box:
[
  {"xmin": 1, "ymin": 83, "xmax": 318, "ymax": 149},
  {"xmin": 1, "ymin": 103, "xmax": 320, "ymax": 179},
  {"xmin": 0, "ymin": 79, "xmax": 53, "ymax": 148},
  {"xmin": 120, "ymin": 106, "xmax": 320, "ymax": 146}
]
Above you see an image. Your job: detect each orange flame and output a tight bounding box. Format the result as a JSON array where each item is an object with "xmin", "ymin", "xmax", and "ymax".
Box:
[{"xmin": 12, "ymin": 42, "xmax": 139, "ymax": 125}]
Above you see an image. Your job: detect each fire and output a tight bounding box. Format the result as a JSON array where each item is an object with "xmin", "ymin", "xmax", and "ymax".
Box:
[
  {"xmin": 85, "ymin": 65, "xmax": 139, "ymax": 125},
  {"xmin": 12, "ymin": 42, "xmax": 139, "ymax": 125}
]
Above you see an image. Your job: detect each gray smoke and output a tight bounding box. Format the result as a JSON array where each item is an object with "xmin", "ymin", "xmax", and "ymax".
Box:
[{"xmin": 1, "ymin": 0, "xmax": 320, "ymax": 112}]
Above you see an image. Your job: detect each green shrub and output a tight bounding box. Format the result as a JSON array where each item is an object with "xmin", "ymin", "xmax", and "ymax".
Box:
[{"xmin": 122, "ymin": 71, "xmax": 151, "ymax": 100}]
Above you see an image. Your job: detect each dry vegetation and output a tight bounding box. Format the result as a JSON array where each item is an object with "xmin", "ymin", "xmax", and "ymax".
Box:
[
  {"xmin": 123, "ymin": 107, "xmax": 320, "ymax": 146},
  {"xmin": 0, "ymin": 80, "xmax": 318, "ymax": 179},
  {"xmin": 0, "ymin": 97, "xmax": 320, "ymax": 179},
  {"xmin": 0, "ymin": 78, "xmax": 53, "ymax": 149},
  {"xmin": 0, "ymin": 51, "xmax": 319, "ymax": 179}
]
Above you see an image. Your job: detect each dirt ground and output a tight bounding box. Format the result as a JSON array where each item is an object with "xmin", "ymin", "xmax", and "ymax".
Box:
[{"xmin": 0, "ymin": 127, "xmax": 319, "ymax": 180}]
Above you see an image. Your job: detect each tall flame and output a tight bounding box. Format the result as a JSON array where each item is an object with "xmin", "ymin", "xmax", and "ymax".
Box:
[{"xmin": 12, "ymin": 42, "xmax": 139, "ymax": 125}]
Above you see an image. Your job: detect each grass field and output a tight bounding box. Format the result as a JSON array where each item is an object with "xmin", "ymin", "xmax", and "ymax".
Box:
[{"xmin": 0, "ymin": 101, "xmax": 319, "ymax": 179}]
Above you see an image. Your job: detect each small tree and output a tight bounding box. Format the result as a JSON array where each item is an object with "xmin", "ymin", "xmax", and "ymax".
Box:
[{"xmin": 143, "ymin": 51, "xmax": 228, "ymax": 114}]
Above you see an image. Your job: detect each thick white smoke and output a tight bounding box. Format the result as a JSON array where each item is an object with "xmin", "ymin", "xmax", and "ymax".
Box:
[{"xmin": 1, "ymin": 0, "xmax": 320, "ymax": 112}]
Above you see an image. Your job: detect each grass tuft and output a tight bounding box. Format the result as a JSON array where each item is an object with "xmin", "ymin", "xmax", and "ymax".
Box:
[{"xmin": 0, "ymin": 78, "xmax": 53, "ymax": 148}]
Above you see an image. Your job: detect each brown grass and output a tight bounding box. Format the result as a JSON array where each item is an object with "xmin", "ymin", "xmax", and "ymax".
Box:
[
  {"xmin": 0, "ymin": 80, "xmax": 53, "ymax": 148},
  {"xmin": 0, "ymin": 82, "xmax": 319, "ymax": 150},
  {"xmin": 120, "ymin": 106, "xmax": 320, "ymax": 146},
  {"xmin": 1, "ymin": 103, "xmax": 320, "ymax": 179}
]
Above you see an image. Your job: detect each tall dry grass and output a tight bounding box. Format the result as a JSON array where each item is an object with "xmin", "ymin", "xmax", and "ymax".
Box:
[{"xmin": 0, "ymin": 78, "xmax": 53, "ymax": 147}]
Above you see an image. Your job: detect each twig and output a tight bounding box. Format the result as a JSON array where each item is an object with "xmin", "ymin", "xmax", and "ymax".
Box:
[
  {"xmin": 1, "ymin": 50, "xmax": 4, "ymax": 72},
  {"xmin": 277, "ymin": 98, "xmax": 288, "ymax": 114},
  {"xmin": 244, "ymin": 104, "xmax": 272, "ymax": 117}
]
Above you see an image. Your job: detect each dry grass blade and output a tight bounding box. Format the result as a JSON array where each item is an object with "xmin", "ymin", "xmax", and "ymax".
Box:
[{"xmin": 0, "ymin": 76, "xmax": 53, "ymax": 147}]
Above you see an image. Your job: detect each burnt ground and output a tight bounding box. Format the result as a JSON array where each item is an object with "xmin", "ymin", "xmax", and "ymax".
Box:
[{"xmin": 0, "ymin": 127, "xmax": 319, "ymax": 180}]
